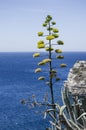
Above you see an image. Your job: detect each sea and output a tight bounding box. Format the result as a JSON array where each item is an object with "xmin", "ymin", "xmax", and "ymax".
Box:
[{"xmin": 0, "ymin": 52, "xmax": 86, "ymax": 130}]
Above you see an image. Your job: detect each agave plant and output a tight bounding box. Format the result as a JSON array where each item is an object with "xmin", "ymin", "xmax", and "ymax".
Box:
[
  {"xmin": 22, "ymin": 15, "xmax": 86, "ymax": 130},
  {"xmin": 33, "ymin": 15, "xmax": 67, "ymax": 129}
]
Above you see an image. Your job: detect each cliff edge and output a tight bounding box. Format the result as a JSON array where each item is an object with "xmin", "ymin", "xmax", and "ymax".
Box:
[{"xmin": 64, "ymin": 61, "xmax": 86, "ymax": 95}]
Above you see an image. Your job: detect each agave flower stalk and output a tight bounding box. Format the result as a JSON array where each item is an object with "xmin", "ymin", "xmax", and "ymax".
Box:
[
  {"xmin": 47, "ymin": 19, "xmax": 56, "ymax": 117},
  {"xmin": 33, "ymin": 15, "xmax": 67, "ymax": 129}
]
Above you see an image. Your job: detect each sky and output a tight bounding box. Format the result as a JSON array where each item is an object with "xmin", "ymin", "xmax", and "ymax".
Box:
[{"xmin": 0, "ymin": 0, "xmax": 86, "ymax": 52}]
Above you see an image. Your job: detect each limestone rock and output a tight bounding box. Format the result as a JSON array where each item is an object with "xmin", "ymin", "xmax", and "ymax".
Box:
[{"xmin": 64, "ymin": 61, "xmax": 86, "ymax": 95}]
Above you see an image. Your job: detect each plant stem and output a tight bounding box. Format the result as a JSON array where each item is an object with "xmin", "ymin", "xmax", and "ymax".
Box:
[{"xmin": 48, "ymin": 22, "xmax": 56, "ymax": 119}]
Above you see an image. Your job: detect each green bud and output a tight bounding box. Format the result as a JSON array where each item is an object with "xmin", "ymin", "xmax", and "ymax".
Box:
[
  {"xmin": 52, "ymin": 21, "xmax": 56, "ymax": 25},
  {"xmin": 57, "ymin": 40, "xmax": 64, "ymax": 45},
  {"xmin": 53, "ymin": 28, "xmax": 59, "ymax": 33},
  {"xmin": 43, "ymin": 23, "xmax": 47, "ymax": 27}
]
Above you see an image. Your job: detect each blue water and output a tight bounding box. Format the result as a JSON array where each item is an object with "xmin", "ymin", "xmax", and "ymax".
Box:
[{"xmin": 0, "ymin": 52, "xmax": 86, "ymax": 130}]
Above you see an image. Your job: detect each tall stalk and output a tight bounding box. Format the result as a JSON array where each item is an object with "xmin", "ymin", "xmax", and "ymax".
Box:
[
  {"xmin": 33, "ymin": 15, "xmax": 66, "ymax": 122},
  {"xmin": 48, "ymin": 21, "xmax": 55, "ymax": 106}
]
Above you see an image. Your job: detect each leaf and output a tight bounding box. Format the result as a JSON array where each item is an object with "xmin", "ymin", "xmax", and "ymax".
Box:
[
  {"xmin": 77, "ymin": 112, "xmax": 86, "ymax": 121},
  {"xmin": 55, "ymin": 103, "xmax": 61, "ymax": 110},
  {"xmin": 69, "ymin": 120, "xmax": 81, "ymax": 130},
  {"xmin": 59, "ymin": 105, "xmax": 66, "ymax": 115},
  {"xmin": 49, "ymin": 121, "xmax": 60, "ymax": 130}
]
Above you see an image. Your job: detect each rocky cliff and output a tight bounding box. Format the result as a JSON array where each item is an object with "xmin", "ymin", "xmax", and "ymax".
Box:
[{"xmin": 64, "ymin": 61, "xmax": 86, "ymax": 95}]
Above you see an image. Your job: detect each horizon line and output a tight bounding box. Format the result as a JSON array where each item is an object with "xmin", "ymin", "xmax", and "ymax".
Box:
[{"xmin": 0, "ymin": 51, "xmax": 86, "ymax": 53}]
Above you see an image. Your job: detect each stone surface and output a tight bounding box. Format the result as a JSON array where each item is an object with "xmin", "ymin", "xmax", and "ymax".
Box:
[{"xmin": 64, "ymin": 61, "xmax": 86, "ymax": 95}]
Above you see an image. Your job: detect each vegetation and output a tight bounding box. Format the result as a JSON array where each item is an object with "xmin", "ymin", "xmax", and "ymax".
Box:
[
  {"xmin": 22, "ymin": 15, "xmax": 86, "ymax": 130},
  {"xmin": 33, "ymin": 15, "xmax": 67, "ymax": 129}
]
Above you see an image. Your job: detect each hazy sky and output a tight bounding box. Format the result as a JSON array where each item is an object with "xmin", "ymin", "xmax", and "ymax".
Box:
[{"xmin": 0, "ymin": 0, "xmax": 86, "ymax": 52}]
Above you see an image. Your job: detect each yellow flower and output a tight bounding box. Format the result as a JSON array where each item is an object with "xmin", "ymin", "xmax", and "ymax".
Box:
[
  {"xmin": 46, "ymin": 35, "xmax": 55, "ymax": 40},
  {"xmin": 38, "ymin": 76, "xmax": 45, "ymax": 80},
  {"xmin": 38, "ymin": 59, "xmax": 51, "ymax": 65},
  {"xmin": 52, "ymin": 34, "xmax": 59, "ymax": 38},
  {"xmin": 37, "ymin": 44, "xmax": 45, "ymax": 49},
  {"xmin": 37, "ymin": 40, "xmax": 44, "ymax": 45},
  {"xmin": 45, "ymin": 47, "xmax": 54, "ymax": 51},
  {"xmin": 53, "ymin": 28, "xmax": 59, "ymax": 33},
  {"xmin": 38, "ymin": 32, "xmax": 44, "ymax": 36},
  {"xmin": 57, "ymin": 40, "xmax": 64, "ymax": 45},
  {"xmin": 37, "ymin": 40, "xmax": 45, "ymax": 49},
  {"xmin": 38, "ymin": 61, "xmax": 45, "ymax": 65},
  {"xmin": 35, "ymin": 68, "xmax": 42, "ymax": 73},
  {"xmin": 33, "ymin": 53, "xmax": 40, "ymax": 57},
  {"xmin": 55, "ymin": 49, "xmax": 62, "ymax": 53},
  {"xmin": 43, "ymin": 58, "xmax": 51, "ymax": 63},
  {"xmin": 56, "ymin": 55, "xmax": 64, "ymax": 59},
  {"xmin": 60, "ymin": 64, "xmax": 67, "ymax": 67}
]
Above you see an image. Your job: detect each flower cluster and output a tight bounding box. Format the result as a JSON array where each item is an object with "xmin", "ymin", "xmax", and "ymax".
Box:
[
  {"xmin": 32, "ymin": 15, "xmax": 68, "ymax": 130},
  {"xmin": 37, "ymin": 40, "xmax": 45, "ymax": 49},
  {"xmin": 33, "ymin": 15, "xmax": 67, "ymax": 83}
]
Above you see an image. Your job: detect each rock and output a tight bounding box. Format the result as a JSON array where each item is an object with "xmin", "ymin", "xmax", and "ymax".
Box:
[{"xmin": 64, "ymin": 61, "xmax": 86, "ymax": 95}]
